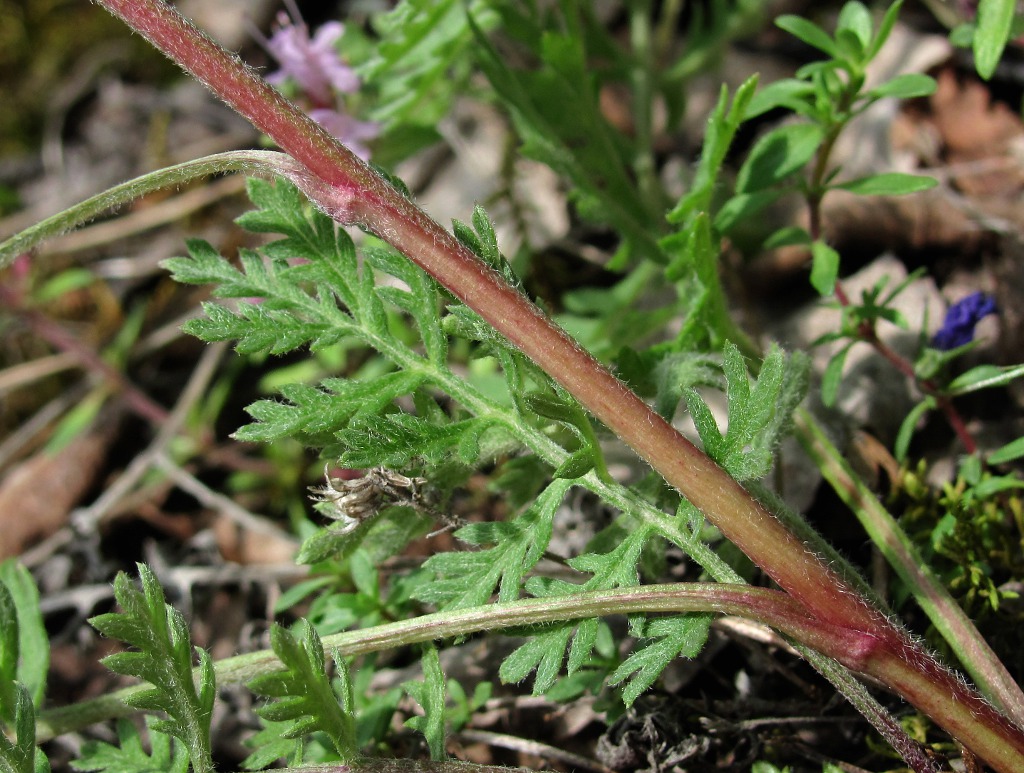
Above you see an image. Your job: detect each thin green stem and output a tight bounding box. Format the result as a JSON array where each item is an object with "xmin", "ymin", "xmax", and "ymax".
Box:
[
  {"xmin": 30, "ymin": 582, "xmax": 839, "ymax": 740},
  {"xmin": 39, "ymin": 580, "xmax": 1024, "ymax": 768},
  {"xmin": 0, "ymin": 151, "xmax": 297, "ymax": 269},
  {"xmin": 628, "ymin": 0, "xmax": 661, "ymax": 217},
  {"xmin": 805, "ymin": 89, "xmax": 977, "ymax": 453}
]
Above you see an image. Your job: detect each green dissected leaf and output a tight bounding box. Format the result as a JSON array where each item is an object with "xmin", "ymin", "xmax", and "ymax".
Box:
[
  {"xmin": 835, "ymin": 172, "xmax": 937, "ymax": 196},
  {"xmin": 234, "ymin": 372, "xmax": 427, "ymax": 444},
  {"xmin": 651, "ymin": 350, "xmax": 722, "ymax": 421},
  {"xmin": 662, "ymin": 214, "xmax": 733, "ymax": 347},
  {"xmin": 364, "ymin": 245, "xmax": 447, "ymax": 366},
  {"xmin": 974, "ymin": 0, "xmax": 1015, "ymax": 79},
  {"xmin": 248, "ymin": 621, "xmax": 357, "ymax": 760},
  {"xmin": 88, "ymin": 564, "xmax": 215, "ymax": 773},
  {"xmin": 469, "ymin": 8, "xmax": 662, "ymax": 262},
  {"xmin": 498, "ymin": 625, "xmax": 575, "ymax": 694},
  {"xmin": 609, "ymin": 614, "xmax": 713, "ymax": 706},
  {"xmin": 670, "ymin": 77, "xmax": 759, "ymax": 224},
  {"xmin": 71, "ymin": 718, "xmax": 188, "ymax": 773},
  {"xmin": 416, "ymin": 479, "xmax": 571, "ymax": 609},
  {"xmin": 361, "ymin": 0, "xmax": 498, "ymax": 134},
  {"xmin": 335, "ymin": 412, "xmax": 508, "ymax": 469},
  {"xmin": 241, "ymin": 719, "xmax": 302, "ymax": 771},
  {"xmin": 499, "ymin": 527, "xmax": 659, "ymax": 694},
  {"xmin": 402, "ymin": 646, "xmax": 447, "ymax": 760},
  {"xmin": 686, "ymin": 344, "xmax": 808, "ymax": 481},
  {"xmin": 736, "ymin": 123, "xmax": 823, "ymax": 193},
  {"xmin": 237, "ymin": 178, "xmax": 350, "ymax": 265},
  {"xmin": 453, "ymin": 206, "xmax": 520, "ymax": 291},
  {"xmin": 809, "ymin": 240, "xmax": 840, "ymax": 296},
  {"xmin": 0, "ymin": 563, "xmax": 47, "ymax": 714}
]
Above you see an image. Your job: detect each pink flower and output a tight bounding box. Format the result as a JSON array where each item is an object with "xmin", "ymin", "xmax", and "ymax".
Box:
[
  {"xmin": 259, "ymin": 4, "xmax": 381, "ymax": 159},
  {"xmin": 265, "ymin": 12, "xmax": 359, "ymax": 106}
]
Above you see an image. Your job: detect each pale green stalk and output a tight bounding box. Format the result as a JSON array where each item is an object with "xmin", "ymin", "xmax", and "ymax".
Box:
[{"xmin": 0, "ymin": 151, "xmax": 301, "ymax": 269}]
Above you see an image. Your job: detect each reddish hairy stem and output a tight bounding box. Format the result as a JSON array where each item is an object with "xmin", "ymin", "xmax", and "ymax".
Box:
[
  {"xmin": 86, "ymin": 0, "xmax": 879, "ymax": 634},
  {"xmin": 91, "ymin": 1, "xmax": 1024, "ymax": 767}
]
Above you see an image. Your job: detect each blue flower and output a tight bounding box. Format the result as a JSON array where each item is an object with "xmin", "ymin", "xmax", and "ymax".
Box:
[{"xmin": 932, "ymin": 292, "xmax": 998, "ymax": 350}]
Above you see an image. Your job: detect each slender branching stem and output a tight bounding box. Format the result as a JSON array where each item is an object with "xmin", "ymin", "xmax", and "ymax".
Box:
[
  {"xmin": 806, "ymin": 98, "xmax": 977, "ymax": 454},
  {"xmin": 78, "ymin": 1, "xmax": 1024, "ymax": 768}
]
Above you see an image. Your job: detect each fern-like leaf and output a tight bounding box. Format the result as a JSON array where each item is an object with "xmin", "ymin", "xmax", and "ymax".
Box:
[
  {"xmin": 88, "ymin": 565, "xmax": 215, "ymax": 773},
  {"xmin": 416, "ymin": 479, "xmax": 571, "ymax": 610},
  {"xmin": 686, "ymin": 342, "xmax": 808, "ymax": 481},
  {"xmin": 498, "ymin": 526, "xmax": 658, "ymax": 694},
  {"xmin": 609, "ymin": 614, "xmax": 713, "ymax": 706},
  {"xmin": 71, "ymin": 718, "xmax": 188, "ymax": 773},
  {"xmin": 247, "ymin": 621, "xmax": 357, "ymax": 761},
  {"xmin": 401, "ymin": 646, "xmax": 447, "ymax": 760}
]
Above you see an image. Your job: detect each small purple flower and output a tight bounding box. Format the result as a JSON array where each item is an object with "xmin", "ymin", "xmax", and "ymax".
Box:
[
  {"xmin": 265, "ymin": 12, "xmax": 359, "ymax": 106},
  {"xmin": 259, "ymin": 3, "xmax": 381, "ymax": 159},
  {"xmin": 932, "ymin": 291, "xmax": 998, "ymax": 350}
]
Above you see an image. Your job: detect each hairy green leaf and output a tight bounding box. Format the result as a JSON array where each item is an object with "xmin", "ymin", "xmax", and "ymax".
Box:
[
  {"xmin": 686, "ymin": 344, "xmax": 807, "ymax": 481},
  {"xmin": 88, "ymin": 565, "xmax": 215, "ymax": 773},
  {"xmin": 0, "ymin": 684, "xmax": 47, "ymax": 773},
  {"xmin": 610, "ymin": 614, "xmax": 713, "ymax": 706},
  {"xmin": 499, "ymin": 526, "xmax": 660, "ymax": 694},
  {"xmin": 71, "ymin": 718, "xmax": 188, "ymax": 773},
  {"xmin": 417, "ymin": 480, "xmax": 571, "ymax": 609},
  {"xmin": 248, "ymin": 621, "xmax": 357, "ymax": 760},
  {"xmin": 402, "ymin": 646, "xmax": 447, "ymax": 760}
]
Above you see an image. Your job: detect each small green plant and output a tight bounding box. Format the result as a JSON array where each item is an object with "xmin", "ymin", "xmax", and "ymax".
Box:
[{"xmin": 3, "ymin": 1, "xmax": 1024, "ymax": 772}]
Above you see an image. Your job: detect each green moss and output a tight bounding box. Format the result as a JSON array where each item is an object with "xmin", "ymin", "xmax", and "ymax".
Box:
[{"xmin": 892, "ymin": 461, "xmax": 1024, "ymax": 674}]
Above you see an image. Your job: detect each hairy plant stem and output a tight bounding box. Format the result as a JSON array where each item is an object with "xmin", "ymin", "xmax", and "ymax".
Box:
[
  {"xmin": 85, "ymin": 1, "xmax": 1024, "ymax": 768},
  {"xmin": 0, "ymin": 151, "xmax": 299, "ymax": 269},
  {"xmin": 796, "ymin": 408, "xmax": 1024, "ymax": 728},
  {"xmin": 27, "ymin": 583, "xmax": 898, "ymax": 738}
]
